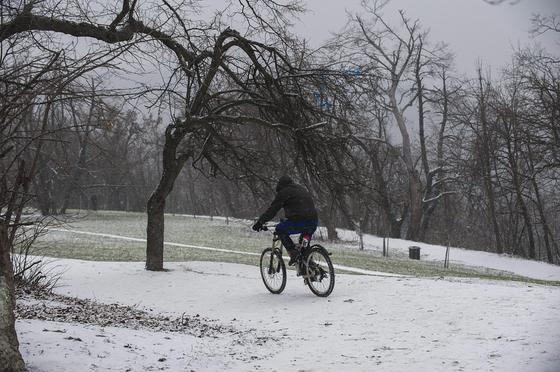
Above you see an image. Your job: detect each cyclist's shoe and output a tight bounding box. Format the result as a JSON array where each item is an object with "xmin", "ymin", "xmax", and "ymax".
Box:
[
  {"xmin": 297, "ymin": 261, "xmax": 306, "ymax": 276},
  {"xmin": 287, "ymin": 248, "xmax": 300, "ymax": 266}
]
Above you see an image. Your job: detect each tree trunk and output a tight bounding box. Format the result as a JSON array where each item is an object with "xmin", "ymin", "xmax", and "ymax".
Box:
[
  {"xmin": 0, "ymin": 223, "xmax": 25, "ymax": 372},
  {"xmin": 60, "ymin": 95, "xmax": 94, "ymax": 214},
  {"xmin": 389, "ymin": 84, "xmax": 424, "ymax": 242},
  {"xmin": 31, "ymin": 101, "xmax": 56, "ymax": 216},
  {"xmin": 477, "ymin": 71, "xmax": 503, "ymax": 254},
  {"xmin": 60, "ymin": 146, "xmax": 87, "ymax": 214},
  {"xmin": 415, "ymin": 55, "xmax": 432, "ymax": 242},
  {"xmin": 371, "ymin": 147, "xmax": 402, "ymax": 238},
  {"xmin": 145, "ymin": 129, "xmax": 191, "ymax": 271},
  {"xmin": 325, "ymin": 219, "xmax": 339, "ymax": 241},
  {"xmin": 419, "ymin": 204, "xmax": 435, "ymax": 242},
  {"xmin": 531, "ymin": 176, "xmax": 555, "ymax": 263},
  {"xmin": 507, "ymin": 135, "xmax": 536, "ymax": 259},
  {"xmin": 356, "ymin": 221, "xmax": 364, "ymax": 250},
  {"xmin": 419, "ymin": 68, "xmax": 450, "ymax": 242},
  {"xmin": 146, "ymin": 194, "xmax": 166, "ymax": 270},
  {"xmin": 406, "ymin": 172, "xmax": 424, "ymax": 241},
  {"xmin": 219, "ymin": 182, "xmax": 236, "ymax": 218},
  {"xmin": 526, "ymin": 142, "xmax": 555, "ymax": 263},
  {"xmin": 317, "ymin": 208, "xmax": 339, "ymax": 241}
]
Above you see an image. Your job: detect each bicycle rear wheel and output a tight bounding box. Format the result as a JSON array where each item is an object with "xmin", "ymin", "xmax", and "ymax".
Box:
[
  {"xmin": 304, "ymin": 245, "xmax": 335, "ymax": 297},
  {"xmin": 260, "ymin": 248, "xmax": 286, "ymax": 294}
]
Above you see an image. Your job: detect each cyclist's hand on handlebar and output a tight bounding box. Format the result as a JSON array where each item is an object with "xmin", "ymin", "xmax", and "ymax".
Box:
[{"xmin": 252, "ymin": 221, "xmax": 263, "ymax": 232}]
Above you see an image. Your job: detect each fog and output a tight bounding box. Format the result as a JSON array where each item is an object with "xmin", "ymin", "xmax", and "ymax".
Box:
[{"xmin": 293, "ymin": 0, "xmax": 559, "ymax": 74}]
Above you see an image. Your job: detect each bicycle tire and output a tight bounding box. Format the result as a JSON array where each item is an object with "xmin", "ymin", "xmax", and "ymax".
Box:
[
  {"xmin": 260, "ymin": 247, "xmax": 286, "ymax": 294},
  {"xmin": 304, "ymin": 245, "xmax": 335, "ymax": 297}
]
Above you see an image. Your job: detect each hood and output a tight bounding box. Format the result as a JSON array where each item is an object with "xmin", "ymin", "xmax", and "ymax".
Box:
[{"xmin": 275, "ymin": 175, "xmax": 294, "ymax": 192}]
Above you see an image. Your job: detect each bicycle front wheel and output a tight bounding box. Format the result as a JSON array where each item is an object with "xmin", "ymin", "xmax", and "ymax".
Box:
[
  {"xmin": 260, "ymin": 247, "xmax": 286, "ymax": 294},
  {"xmin": 304, "ymin": 245, "xmax": 335, "ymax": 297}
]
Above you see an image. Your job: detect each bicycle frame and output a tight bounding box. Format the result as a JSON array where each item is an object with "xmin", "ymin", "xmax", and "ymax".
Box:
[
  {"xmin": 262, "ymin": 223, "xmax": 314, "ymax": 273},
  {"xmin": 269, "ymin": 230, "xmax": 312, "ymax": 276},
  {"xmin": 271, "ymin": 234, "xmax": 282, "ymax": 254},
  {"xmin": 259, "ymin": 222, "xmax": 335, "ymax": 297},
  {"xmin": 264, "ymin": 223, "xmax": 311, "ymax": 252}
]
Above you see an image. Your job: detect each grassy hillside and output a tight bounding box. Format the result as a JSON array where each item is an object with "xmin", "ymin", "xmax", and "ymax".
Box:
[{"xmin": 30, "ymin": 210, "xmax": 559, "ymax": 285}]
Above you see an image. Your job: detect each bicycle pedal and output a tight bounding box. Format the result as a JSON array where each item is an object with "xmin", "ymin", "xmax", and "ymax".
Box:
[{"xmin": 301, "ymin": 272, "xmax": 312, "ymax": 279}]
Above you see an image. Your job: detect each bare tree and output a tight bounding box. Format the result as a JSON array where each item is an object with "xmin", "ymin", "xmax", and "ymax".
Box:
[
  {"xmin": 0, "ymin": 46, "xmax": 63, "ymax": 371},
  {"xmin": 476, "ymin": 68, "xmax": 504, "ymax": 254},
  {"xmin": 332, "ymin": 0, "xmax": 454, "ymax": 241},
  {"xmin": 1, "ymin": 0, "xmax": 331, "ymax": 270},
  {"xmin": 1, "ymin": 0, "xmax": 332, "ymax": 366}
]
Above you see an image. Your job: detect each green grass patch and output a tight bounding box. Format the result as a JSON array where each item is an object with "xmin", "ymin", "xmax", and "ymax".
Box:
[{"xmin": 30, "ymin": 210, "xmax": 560, "ymax": 286}]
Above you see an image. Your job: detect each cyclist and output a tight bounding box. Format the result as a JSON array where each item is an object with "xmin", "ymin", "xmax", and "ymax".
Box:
[{"xmin": 252, "ymin": 175, "xmax": 318, "ymax": 265}]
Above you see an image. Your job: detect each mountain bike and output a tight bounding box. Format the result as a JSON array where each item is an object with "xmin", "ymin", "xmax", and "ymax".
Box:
[{"xmin": 259, "ymin": 223, "xmax": 335, "ymax": 297}]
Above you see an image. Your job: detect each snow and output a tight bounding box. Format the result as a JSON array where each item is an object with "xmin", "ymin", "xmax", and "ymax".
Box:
[
  {"xmin": 17, "ymin": 320, "xmax": 243, "ymax": 371},
  {"xmin": 333, "ymin": 229, "xmax": 560, "ymax": 281},
  {"xmin": 17, "ymin": 259, "xmax": 560, "ymax": 371}
]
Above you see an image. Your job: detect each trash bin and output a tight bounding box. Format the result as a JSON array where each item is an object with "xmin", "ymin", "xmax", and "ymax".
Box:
[{"xmin": 409, "ymin": 246, "xmax": 421, "ymax": 260}]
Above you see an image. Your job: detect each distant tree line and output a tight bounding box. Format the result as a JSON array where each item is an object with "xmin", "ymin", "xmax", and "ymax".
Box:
[
  {"xmin": 2, "ymin": 1, "xmax": 557, "ymax": 263},
  {"xmin": 11, "ymin": 5, "xmax": 555, "ymax": 266}
]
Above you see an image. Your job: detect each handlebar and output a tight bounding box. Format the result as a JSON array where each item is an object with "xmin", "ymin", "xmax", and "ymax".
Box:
[{"xmin": 261, "ymin": 223, "xmax": 277, "ymax": 232}]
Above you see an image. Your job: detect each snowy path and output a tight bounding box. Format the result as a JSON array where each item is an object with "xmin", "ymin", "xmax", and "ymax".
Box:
[{"xmin": 17, "ymin": 259, "xmax": 560, "ymax": 371}]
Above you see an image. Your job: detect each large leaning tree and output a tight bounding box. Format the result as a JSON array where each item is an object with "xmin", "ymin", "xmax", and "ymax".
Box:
[
  {"xmin": 1, "ymin": 0, "xmax": 329, "ymax": 271},
  {"xmin": 1, "ymin": 0, "xmax": 329, "ymax": 369}
]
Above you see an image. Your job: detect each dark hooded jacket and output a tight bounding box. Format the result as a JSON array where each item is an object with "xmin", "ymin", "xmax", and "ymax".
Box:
[{"xmin": 257, "ymin": 176, "xmax": 318, "ymax": 224}]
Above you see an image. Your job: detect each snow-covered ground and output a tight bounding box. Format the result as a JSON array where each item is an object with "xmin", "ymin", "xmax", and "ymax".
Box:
[
  {"xmin": 17, "ymin": 259, "xmax": 560, "ymax": 371},
  {"xmin": 333, "ymin": 229, "xmax": 560, "ymax": 281},
  {"xmin": 18, "ymin": 319, "xmax": 247, "ymax": 371}
]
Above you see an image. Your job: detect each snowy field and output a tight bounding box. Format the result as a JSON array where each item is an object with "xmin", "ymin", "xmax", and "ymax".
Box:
[
  {"xmin": 15, "ymin": 212, "xmax": 560, "ymax": 371},
  {"xmin": 17, "ymin": 259, "xmax": 560, "ymax": 371},
  {"xmin": 334, "ymin": 229, "xmax": 560, "ymax": 282}
]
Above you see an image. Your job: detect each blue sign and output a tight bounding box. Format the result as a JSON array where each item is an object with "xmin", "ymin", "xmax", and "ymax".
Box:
[
  {"xmin": 313, "ymin": 92, "xmax": 332, "ymax": 109},
  {"xmin": 345, "ymin": 66, "xmax": 362, "ymax": 76},
  {"xmin": 312, "ymin": 66, "xmax": 362, "ymax": 109}
]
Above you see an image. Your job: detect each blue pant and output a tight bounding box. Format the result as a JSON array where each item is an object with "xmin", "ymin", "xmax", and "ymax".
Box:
[{"xmin": 275, "ymin": 219, "xmax": 318, "ymax": 251}]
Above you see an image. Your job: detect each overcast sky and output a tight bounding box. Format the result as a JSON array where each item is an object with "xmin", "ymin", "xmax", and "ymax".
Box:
[
  {"xmin": 114, "ymin": 0, "xmax": 560, "ymax": 116},
  {"xmin": 292, "ymin": 0, "xmax": 560, "ymax": 75}
]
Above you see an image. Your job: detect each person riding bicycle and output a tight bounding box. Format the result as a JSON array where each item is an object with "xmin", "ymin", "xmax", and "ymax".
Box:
[{"xmin": 252, "ymin": 176, "xmax": 318, "ymax": 266}]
